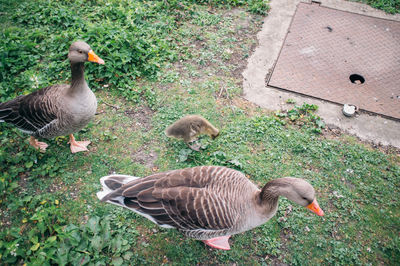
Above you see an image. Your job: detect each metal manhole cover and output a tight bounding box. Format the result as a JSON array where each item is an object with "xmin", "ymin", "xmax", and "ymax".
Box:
[{"xmin": 268, "ymin": 2, "xmax": 400, "ymax": 120}]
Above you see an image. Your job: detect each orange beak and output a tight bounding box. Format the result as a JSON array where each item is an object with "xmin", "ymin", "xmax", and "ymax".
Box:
[
  {"xmin": 88, "ymin": 50, "xmax": 105, "ymax": 65},
  {"xmin": 306, "ymin": 199, "xmax": 324, "ymax": 216}
]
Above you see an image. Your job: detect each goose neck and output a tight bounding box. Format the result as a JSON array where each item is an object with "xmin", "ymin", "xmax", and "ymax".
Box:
[
  {"xmin": 69, "ymin": 62, "xmax": 88, "ymax": 93},
  {"xmin": 259, "ymin": 179, "xmax": 286, "ymax": 208}
]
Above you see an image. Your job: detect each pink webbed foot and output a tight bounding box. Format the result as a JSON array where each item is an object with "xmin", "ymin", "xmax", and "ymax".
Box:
[
  {"xmin": 202, "ymin": 235, "xmax": 231, "ymax": 250},
  {"xmin": 29, "ymin": 136, "xmax": 49, "ymax": 152},
  {"xmin": 68, "ymin": 134, "xmax": 91, "ymax": 153}
]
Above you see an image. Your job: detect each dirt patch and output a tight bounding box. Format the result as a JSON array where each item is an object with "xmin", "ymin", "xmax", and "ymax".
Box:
[
  {"xmin": 124, "ymin": 105, "xmax": 155, "ymax": 131},
  {"xmin": 18, "ymin": 172, "xmax": 29, "ymax": 192},
  {"xmin": 130, "ymin": 145, "xmax": 158, "ymax": 169},
  {"xmin": 45, "ymin": 177, "xmax": 82, "ymax": 200},
  {"xmin": 168, "ymin": 8, "xmax": 263, "ymax": 88},
  {"xmin": 232, "ymin": 96, "xmax": 271, "ymax": 116},
  {"xmin": 322, "ymin": 124, "xmax": 400, "ymax": 155},
  {"xmin": 228, "ymin": 14, "xmax": 263, "ymax": 80}
]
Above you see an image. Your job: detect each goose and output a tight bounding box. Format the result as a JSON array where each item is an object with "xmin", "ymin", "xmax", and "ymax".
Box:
[
  {"xmin": 165, "ymin": 115, "xmax": 220, "ymax": 151},
  {"xmin": 97, "ymin": 166, "xmax": 324, "ymax": 250},
  {"xmin": 0, "ymin": 41, "xmax": 104, "ymax": 153}
]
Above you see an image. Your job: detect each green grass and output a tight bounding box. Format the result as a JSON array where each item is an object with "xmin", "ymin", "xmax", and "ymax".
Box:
[
  {"xmin": 355, "ymin": 0, "xmax": 400, "ymax": 14},
  {"xmin": 1, "ymin": 0, "xmax": 400, "ymax": 265}
]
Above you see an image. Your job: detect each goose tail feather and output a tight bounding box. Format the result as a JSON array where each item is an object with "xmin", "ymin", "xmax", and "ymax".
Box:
[{"xmin": 97, "ymin": 174, "xmax": 140, "ymax": 201}]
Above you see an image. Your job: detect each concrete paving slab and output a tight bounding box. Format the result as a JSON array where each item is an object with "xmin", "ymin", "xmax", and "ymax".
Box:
[{"xmin": 243, "ymin": 0, "xmax": 400, "ymax": 148}]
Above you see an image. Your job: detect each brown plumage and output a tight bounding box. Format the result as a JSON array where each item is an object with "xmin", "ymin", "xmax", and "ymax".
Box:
[
  {"xmin": 0, "ymin": 41, "xmax": 104, "ymax": 153},
  {"xmin": 165, "ymin": 115, "xmax": 219, "ymax": 150},
  {"xmin": 97, "ymin": 166, "xmax": 324, "ymax": 250}
]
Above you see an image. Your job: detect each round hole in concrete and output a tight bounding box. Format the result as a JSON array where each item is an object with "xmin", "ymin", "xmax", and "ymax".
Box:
[{"xmin": 349, "ymin": 74, "xmax": 365, "ymax": 84}]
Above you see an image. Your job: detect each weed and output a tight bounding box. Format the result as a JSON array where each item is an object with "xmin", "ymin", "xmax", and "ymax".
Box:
[
  {"xmin": 286, "ymin": 98, "xmax": 296, "ymax": 104},
  {"xmin": 356, "ymin": 0, "xmax": 400, "ymax": 14},
  {"xmin": 275, "ymin": 103, "xmax": 325, "ymax": 133}
]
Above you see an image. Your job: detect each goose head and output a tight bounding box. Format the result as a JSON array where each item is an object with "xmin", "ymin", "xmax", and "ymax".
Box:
[
  {"xmin": 68, "ymin": 41, "xmax": 105, "ymax": 65},
  {"xmin": 261, "ymin": 177, "xmax": 324, "ymax": 216},
  {"xmin": 211, "ymin": 131, "xmax": 220, "ymax": 139}
]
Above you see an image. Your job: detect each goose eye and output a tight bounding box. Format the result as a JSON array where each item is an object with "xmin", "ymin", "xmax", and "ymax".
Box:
[{"xmin": 78, "ymin": 50, "xmax": 83, "ymax": 54}]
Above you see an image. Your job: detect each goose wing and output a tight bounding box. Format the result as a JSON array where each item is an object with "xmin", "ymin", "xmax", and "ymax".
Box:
[
  {"xmin": 0, "ymin": 86, "xmax": 60, "ymax": 135},
  {"xmin": 100, "ymin": 166, "xmax": 239, "ymax": 231}
]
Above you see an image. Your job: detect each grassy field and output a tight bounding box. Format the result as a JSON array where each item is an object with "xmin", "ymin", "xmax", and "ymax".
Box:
[{"xmin": 1, "ymin": 0, "xmax": 399, "ymax": 265}]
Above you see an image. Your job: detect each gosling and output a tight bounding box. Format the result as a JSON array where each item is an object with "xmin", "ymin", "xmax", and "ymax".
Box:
[{"xmin": 165, "ymin": 115, "xmax": 219, "ymax": 151}]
